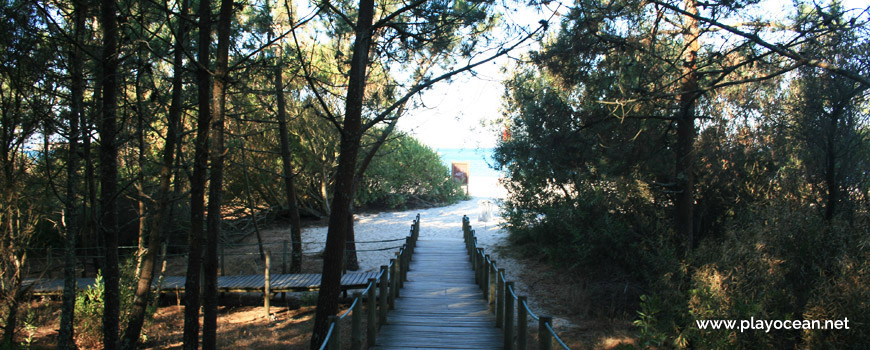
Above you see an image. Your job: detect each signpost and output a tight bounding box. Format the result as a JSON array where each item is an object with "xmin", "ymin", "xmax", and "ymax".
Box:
[{"xmin": 452, "ymin": 161, "xmax": 469, "ymax": 195}]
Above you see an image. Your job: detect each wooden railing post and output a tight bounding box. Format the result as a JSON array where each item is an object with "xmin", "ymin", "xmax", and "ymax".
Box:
[
  {"xmin": 539, "ymin": 316, "xmax": 553, "ymax": 350},
  {"xmin": 220, "ymin": 243, "xmax": 225, "ymax": 276},
  {"xmin": 389, "ymin": 259, "xmax": 397, "ymax": 309},
  {"xmin": 489, "ymin": 260, "xmax": 497, "ymax": 311},
  {"xmin": 496, "ymin": 268, "xmax": 505, "ymax": 327},
  {"xmin": 379, "ymin": 265, "xmax": 388, "ymax": 325},
  {"xmin": 505, "ymin": 281, "xmax": 515, "ymax": 350},
  {"xmin": 475, "ymin": 248, "xmax": 486, "ymax": 289},
  {"xmin": 367, "ymin": 278, "xmax": 377, "ymax": 344},
  {"xmin": 472, "ymin": 246, "xmax": 479, "ymax": 283},
  {"xmin": 483, "ymin": 254, "xmax": 491, "ymax": 300},
  {"xmin": 352, "ymin": 292, "xmax": 363, "ymax": 350},
  {"xmin": 517, "ymin": 296, "xmax": 528, "ymax": 350},
  {"xmin": 264, "ymin": 250, "xmax": 271, "ymax": 317},
  {"xmin": 328, "ymin": 315, "xmax": 341, "ymax": 350},
  {"xmin": 405, "ymin": 237, "xmax": 413, "ymax": 279},
  {"xmin": 394, "ymin": 252, "xmax": 402, "ymax": 298},
  {"xmin": 282, "ymin": 240, "xmax": 288, "ymax": 274}
]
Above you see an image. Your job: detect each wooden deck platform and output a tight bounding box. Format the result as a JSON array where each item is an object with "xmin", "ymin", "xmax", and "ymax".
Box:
[
  {"xmin": 372, "ymin": 238, "xmax": 503, "ymax": 350},
  {"xmin": 23, "ymin": 272, "xmax": 379, "ymax": 295}
]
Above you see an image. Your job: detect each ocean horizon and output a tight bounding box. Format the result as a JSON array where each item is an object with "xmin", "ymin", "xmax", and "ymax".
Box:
[{"xmin": 436, "ymin": 147, "xmax": 503, "ymax": 179}]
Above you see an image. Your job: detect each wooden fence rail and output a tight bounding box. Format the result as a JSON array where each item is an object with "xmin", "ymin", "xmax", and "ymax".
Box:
[
  {"xmin": 463, "ymin": 215, "xmax": 571, "ymax": 350},
  {"xmin": 318, "ymin": 213, "xmax": 420, "ymax": 350}
]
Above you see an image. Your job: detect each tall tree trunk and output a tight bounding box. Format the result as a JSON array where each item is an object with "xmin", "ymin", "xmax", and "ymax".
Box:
[
  {"xmin": 120, "ymin": 0, "xmax": 189, "ymax": 347},
  {"xmin": 345, "ymin": 110, "xmax": 402, "ymax": 272},
  {"xmin": 99, "ymin": 0, "xmax": 121, "ymax": 346},
  {"xmin": 310, "ymin": 0, "xmax": 375, "ymax": 347},
  {"xmin": 58, "ymin": 0, "xmax": 86, "ymax": 346},
  {"xmin": 134, "ymin": 68, "xmax": 148, "ymax": 280},
  {"xmin": 675, "ymin": 0, "xmax": 700, "ymax": 254},
  {"xmin": 824, "ymin": 108, "xmax": 839, "ymax": 222},
  {"xmin": 202, "ymin": 0, "xmax": 234, "ymax": 347},
  {"xmin": 84, "ymin": 75, "xmax": 101, "ymax": 276},
  {"xmin": 274, "ymin": 60, "xmax": 303, "ymax": 273},
  {"xmin": 182, "ymin": 0, "xmax": 211, "ymax": 345},
  {"xmin": 240, "ymin": 139, "xmax": 266, "ymax": 261}
]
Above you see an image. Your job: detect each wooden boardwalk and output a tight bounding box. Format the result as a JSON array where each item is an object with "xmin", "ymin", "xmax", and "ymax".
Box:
[
  {"xmin": 23, "ymin": 272, "xmax": 379, "ymax": 295},
  {"xmin": 372, "ymin": 238, "xmax": 503, "ymax": 350}
]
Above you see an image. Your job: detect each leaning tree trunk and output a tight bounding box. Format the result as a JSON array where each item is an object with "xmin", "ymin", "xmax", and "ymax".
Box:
[
  {"xmin": 182, "ymin": 0, "xmax": 211, "ymax": 345},
  {"xmin": 120, "ymin": 0, "xmax": 189, "ymax": 347},
  {"xmin": 310, "ymin": 0, "xmax": 375, "ymax": 347},
  {"xmin": 202, "ymin": 0, "xmax": 234, "ymax": 347},
  {"xmin": 675, "ymin": 0, "xmax": 700, "ymax": 255},
  {"xmin": 274, "ymin": 59, "xmax": 303, "ymax": 273},
  {"xmin": 99, "ymin": 0, "xmax": 121, "ymax": 347},
  {"xmin": 58, "ymin": 0, "xmax": 86, "ymax": 346}
]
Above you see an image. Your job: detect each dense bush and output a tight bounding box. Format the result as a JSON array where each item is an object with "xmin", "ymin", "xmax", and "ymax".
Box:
[
  {"xmin": 355, "ymin": 133, "xmax": 466, "ymax": 209},
  {"xmin": 494, "ymin": 4, "xmax": 870, "ymax": 348}
]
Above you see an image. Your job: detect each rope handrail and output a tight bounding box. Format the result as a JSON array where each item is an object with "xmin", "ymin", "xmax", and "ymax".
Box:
[
  {"xmin": 27, "ymin": 236, "xmax": 411, "ymax": 253},
  {"xmin": 462, "ymin": 214, "xmax": 572, "ymax": 350},
  {"xmin": 545, "ymin": 322, "xmax": 571, "ymax": 350},
  {"xmin": 318, "ymin": 323, "xmax": 335, "ymax": 350}
]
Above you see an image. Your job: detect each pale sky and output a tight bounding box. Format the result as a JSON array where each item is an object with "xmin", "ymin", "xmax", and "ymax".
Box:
[
  {"xmin": 396, "ymin": 58, "xmax": 510, "ymax": 149},
  {"xmin": 397, "ymin": 0, "xmax": 869, "ymax": 150}
]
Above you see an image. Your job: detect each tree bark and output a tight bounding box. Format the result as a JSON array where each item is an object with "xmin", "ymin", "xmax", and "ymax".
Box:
[
  {"xmin": 202, "ymin": 0, "xmax": 235, "ymax": 347},
  {"xmin": 84, "ymin": 76, "xmax": 101, "ymax": 276},
  {"xmin": 58, "ymin": 0, "xmax": 86, "ymax": 346},
  {"xmin": 310, "ymin": 0, "xmax": 375, "ymax": 347},
  {"xmin": 274, "ymin": 60, "xmax": 303, "ymax": 273},
  {"xmin": 99, "ymin": 0, "xmax": 121, "ymax": 347},
  {"xmin": 823, "ymin": 107, "xmax": 840, "ymax": 222},
  {"xmin": 675, "ymin": 0, "xmax": 700, "ymax": 254},
  {"xmin": 345, "ymin": 109, "xmax": 402, "ymax": 271},
  {"xmin": 182, "ymin": 0, "xmax": 211, "ymax": 345},
  {"xmin": 120, "ymin": 0, "xmax": 189, "ymax": 347}
]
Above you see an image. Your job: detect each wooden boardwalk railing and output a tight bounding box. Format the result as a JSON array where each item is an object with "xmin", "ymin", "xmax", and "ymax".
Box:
[
  {"xmin": 23, "ymin": 272, "xmax": 379, "ymax": 295},
  {"xmin": 317, "ymin": 214, "xmax": 421, "ymax": 350},
  {"xmin": 370, "ymin": 238, "xmax": 503, "ymax": 349},
  {"xmin": 463, "ymin": 215, "xmax": 572, "ymax": 350}
]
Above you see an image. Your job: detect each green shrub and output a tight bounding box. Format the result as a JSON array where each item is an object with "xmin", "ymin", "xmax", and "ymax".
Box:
[
  {"xmin": 356, "ymin": 133, "xmax": 465, "ymax": 209},
  {"xmin": 633, "ymin": 204, "xmax": 870, "ymax": 350},
  {"xmin": 74, "ymin": 257, "xmax": 156, "ymax": 347}
]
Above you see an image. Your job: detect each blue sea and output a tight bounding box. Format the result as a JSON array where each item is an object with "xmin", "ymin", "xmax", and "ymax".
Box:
[{"xmin": 436, "ymin": 148, "xmax": 503, "ymax": 178}]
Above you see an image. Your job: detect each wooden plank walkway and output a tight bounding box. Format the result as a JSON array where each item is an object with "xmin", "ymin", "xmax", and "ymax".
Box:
[
  {"xmin": 23, "ymin": 272, "xmax": 379, "ymax": 295},
  {"xmin": 372, "ymin": 238, "xmax": 503, "ymax": 350}
]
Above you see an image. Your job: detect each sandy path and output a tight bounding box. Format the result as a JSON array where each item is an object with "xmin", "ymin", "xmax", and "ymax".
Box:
[{"xmin": 297, "ymin": 176, "xmax": 510, "ymax": 273}]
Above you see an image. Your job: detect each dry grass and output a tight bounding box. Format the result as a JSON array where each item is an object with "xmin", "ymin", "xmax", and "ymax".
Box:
[{"xmin": 18, "ymin": 295, "xmax": 363, "ymax": 349}]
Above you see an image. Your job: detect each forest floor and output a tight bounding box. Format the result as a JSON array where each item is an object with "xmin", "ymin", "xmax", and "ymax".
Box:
[{"xmin": 19, "ymin": 176, "xmax": 635, "ymax": 349}]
